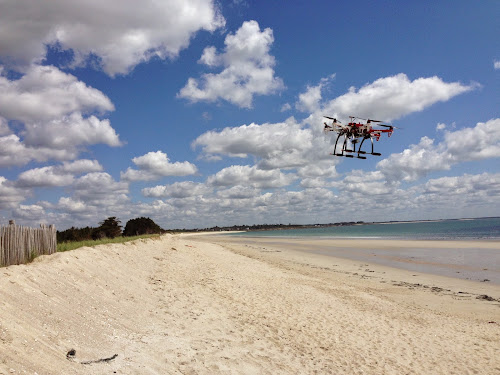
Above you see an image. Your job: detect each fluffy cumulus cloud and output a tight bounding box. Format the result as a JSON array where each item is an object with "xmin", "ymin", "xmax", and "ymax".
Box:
[
  {"xmin": 178, "ymin": 20, "xmax": 284, "ymax": 107},
  {"xmin": 0, "ymin": 65, "xmax": 114, "ymax": 122},
  {"xmin": 142, "ymin": 181, "xmax": 212, "ymax": 198},
  {"xmin": 444, "ymin": 118, "xmax": 500, "ymax": 160},
  {"xmin": 0, "ymin": 0, "xmax": 225, "ymax": 76},
  {"xmin": 0, "ymin": 65, "xmax": 121, "ymax": 167},
  {"xmin": 193, "ymin": 117, "xmax": 335, "ymax": 170},
  {"xmin": 55, "ymin": 197, "xmax": 89, "ymax": 214},
  {"xmin": 378, "ymin": 118, "xmax": 500, "ymax": 182},
  {"xmin": 323, "ymin": 73, "xmax": 476, "ymax": 122},
  {"xmin": 12, "ymin": 204, "xmax": 46, "ymax": 221},
  {"xmin": 121, "ymin": 151, "xmax": 198, "ymax": 181},
  {"xmin": 296, "ymin": 74, "xmax": 335, "ymax": 113},
  {"xmin": 216, "ymin": 185, "xmax": 260, "ymax": 199},
  {"xmin": 207, "ymin": 165, "xmax": 295, "ymax": 189},
  {"xmin": 421, "ymin": 173, "xmax": 500, "ymax": 200},
  {"xmin": 16, "ymin": 160, "xmax": 102, "ymax": 188},
  {"xmin": 0, "ymin": 134, "xmax": 81, "ymax": 167},
  {"xmin": 414, "ymin": 173, "xmax": 500, "ymax": 217},
  {"xmin": 0, "ymin": 177, "xmax": 27, "ymax": 209},
  {"xmin": 194, "ymin": 119, "xmax": 308, "ymax": 158},
  {"xmin": 494, "ymin": 60, "xmax": 500, "ymax": 70},
  {"xmin": 73, "ymin": 172, "xmax": 129, "ymax": 207},
  {"xmin": 0, "ymin": 116, "xmax": 10, "ymax": 136},
  {"xmin": 24, "ymin": 113, "xmax": 121, "ymax": 149}
]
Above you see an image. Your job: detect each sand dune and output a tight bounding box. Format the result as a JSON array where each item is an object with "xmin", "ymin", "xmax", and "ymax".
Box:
[{"xmin": 0, "ymin": 234, "xmax": 499, "ymax": 374}]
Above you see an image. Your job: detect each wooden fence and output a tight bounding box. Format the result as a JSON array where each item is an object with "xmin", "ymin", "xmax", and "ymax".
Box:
[{"xmin": 0, "ymin": 220, "xmax": 57, "ymax": 267}]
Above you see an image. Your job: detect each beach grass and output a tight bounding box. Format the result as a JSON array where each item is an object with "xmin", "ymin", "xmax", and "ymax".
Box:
[{"xmin": 57, "ymin": 234, "xmax": 162, "ymax": 252}]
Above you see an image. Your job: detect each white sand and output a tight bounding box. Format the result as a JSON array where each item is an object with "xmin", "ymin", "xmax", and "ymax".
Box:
[{"xmin": 0, "ymin": 234, "xmax": 499, "ymax": 374}]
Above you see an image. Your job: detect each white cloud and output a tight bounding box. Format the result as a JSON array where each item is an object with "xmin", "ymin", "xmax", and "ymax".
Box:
[
  {"xmin": 280, "ymin": 103, "xmax": 291, "ymax": 112},
  {"xmin": 0, "ymin": 65, "xmax": 114, "ymax": 123},
  {"xmin": 494, "ymin": 60, "xmax": 500, "ymax": 70},
  {"xmin": 55, "ymin": 197, "xmax": 88, "ymax": 214},
  {"xmin": 24, "ymin": 113, "xmax": 122, "ymax": 149},
  {"xmin": 0, "ymin": 134, "xmax": 79, "ymax": 167},
  {"xmin": 0, "ymin": 177, "xmax": 27, "ymax": 209},
  {"xmin": 12, "ymin": 204, "xmax": 45, "ymax": 221},
  {"xmin": 436, "ymin": 123, "xmax": 446, "ymax": 131},
  {"xmin": 444, "ymin": 118, "xmax": 500, "ymax": 160},
  {"xmin": 194, "ymin": 119, "xmax": 308, "ymax": 158},
  {"xmin": 121, "ymin": 151, "xmax": 198, "ymax": 181},
  {"xmin": 414, "ymin": 173, "xmax": 500, "ymax": 217},
  {"xmin": 17, "ymin": 167, "xmax": 74, "ymax": 188},
  {"xmin": 0, "ymin": 117, "xmax": 10, "ymax": 136},
  {"xmin": 142, "ymin": 181, "xmax": 212, "ymax": 198},
  {"xmin": 60, "ymin": 159, "xmax": 103, "ymax": 174},
  {"xmin": 0, "ymin": 0, "xmax": 225, "ymax": 76},
  {"xmin": 377, "ymin": 118, "xmax": 500, "ymax": 182},
  {"xmin": 377, "ymin": 136, "xmax": 450, "ymax": 182},
  {"xmin": 296, "ymin": 74, "xmax": 335, "ymax": 113},
  {"xmin": 74, "ymin": 172, "xmax": 129, "ymax": 207},
  {"xmin": 207, "ymin": 165, "xmax": 296, "ymax": 189},
  {"xmin": 0, "ymin": 65, "xmax": 121, "ymax": 167},
  {"xmin": 421, "ymin": 173, "xmax": 500, "ymax": 197},
  {"xmin": 216, "ymin": 185, "xmax": 260, "ymax": 199},
  {"xmin": 193, "ymin": 118, "xmax": 334, "ymax": 170},
  {"xmin": 323, "ymin": 73, "xmax": 476, "ymax": 122},
  {"xmin": 15, "ymin": 160, "xmax": 102, "ymax": 188},
  {"xmin": 296, "ymin": 85, "xmax": 322, "ymax": 113},
  {"xmin": 178, "ymin": 20, "xmax": 284, "ymax": 107}
]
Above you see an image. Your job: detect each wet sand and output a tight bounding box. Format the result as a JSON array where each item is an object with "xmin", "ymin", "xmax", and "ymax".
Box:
[
  {"xmin": 209, "ymin": 236, "xmax": 500, "ymax": 284},
  {"xmin": 0, "ymin": 234, "xmax": 499, "ymax": 374}
]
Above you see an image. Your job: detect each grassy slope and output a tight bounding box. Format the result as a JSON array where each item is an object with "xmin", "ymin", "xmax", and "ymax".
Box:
[{"xmin": 57, "ymin": 234, "xmax": 162, "ymax": 252}]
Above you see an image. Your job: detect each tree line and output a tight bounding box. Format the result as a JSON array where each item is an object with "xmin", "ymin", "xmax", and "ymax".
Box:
[{"xmin": 57, "ymin": 217, "xmax": 165, "ymax": 243}]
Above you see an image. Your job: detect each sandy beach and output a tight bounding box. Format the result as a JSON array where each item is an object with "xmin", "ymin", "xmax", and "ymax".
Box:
[{"xmin": 1, "ymin": 234, "xmax": 499, "ymax": 374}]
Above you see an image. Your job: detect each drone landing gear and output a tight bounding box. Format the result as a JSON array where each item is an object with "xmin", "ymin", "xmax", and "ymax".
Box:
[
  {"xmin": 332, "ymin": 134, "xmax": 382, "ymax": 159},
  {"xmin": 358, "ymin": 137, "xmax": 381, "ymax": 157}
]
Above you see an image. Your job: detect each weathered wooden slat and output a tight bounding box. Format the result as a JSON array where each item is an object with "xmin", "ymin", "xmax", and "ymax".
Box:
[{"xmin": 0, "ymin": 222, "xmax": 57, "ymax": 267}]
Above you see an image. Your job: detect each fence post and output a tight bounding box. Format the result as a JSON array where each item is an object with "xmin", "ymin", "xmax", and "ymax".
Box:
[{"xmin": 0, "ymin": 221, "xmax": 57, "ymax": 266}]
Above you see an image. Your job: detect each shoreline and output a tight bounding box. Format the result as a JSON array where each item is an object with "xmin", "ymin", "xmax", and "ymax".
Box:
[
  {"xmin": 208, "ymin": 235, "xmax": 500, "ymax": 284},
  {"xmin": 1, "ymin": 234, "xmax": 499, "ymax": 374}
]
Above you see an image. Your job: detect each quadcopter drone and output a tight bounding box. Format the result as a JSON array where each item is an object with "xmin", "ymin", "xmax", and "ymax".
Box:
[{"xmin": 324, "ymin": 116, "xmax": 396, "ymax": 159}]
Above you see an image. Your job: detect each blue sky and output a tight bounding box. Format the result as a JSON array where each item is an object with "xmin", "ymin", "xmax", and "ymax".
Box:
[{"xmin": 0, "ymin": 0, "xmax": 499, "ymax": 230}]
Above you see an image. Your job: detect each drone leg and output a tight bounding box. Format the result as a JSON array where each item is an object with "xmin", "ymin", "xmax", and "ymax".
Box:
[
  {"xmin": 370, "ymin": 137, "xmax": 381, "ymax": 156},
  {"xmin": 331, "ymin": 134, "xmax": 344, "ymax": 156},
  {"xmin": 357, "ymin": 137, "xmax": 367, "ymax": 159},
  {"xmin": 344, "ymin": 137, "xmax": 354, "ymax": 157}
]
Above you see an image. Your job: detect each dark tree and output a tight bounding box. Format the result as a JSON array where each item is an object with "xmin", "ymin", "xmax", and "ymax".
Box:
[
  {"xmin": 97, "ymin": 217, "xmax": 122, "ymax": 239},
  {"xmin": 57, "ymin": 226, "xmax": 95, "ymax": 242},
  {"xmin": 123, "ymin": 217, "xmax": 163, "ymax": 236}
]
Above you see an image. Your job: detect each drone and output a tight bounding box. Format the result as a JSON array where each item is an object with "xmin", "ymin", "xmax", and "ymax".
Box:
[{"xmin": 323, "ymin": 116, "xmax": 396, "ymax": 159}]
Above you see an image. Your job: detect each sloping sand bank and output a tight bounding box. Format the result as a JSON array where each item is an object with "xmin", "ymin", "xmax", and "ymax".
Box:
[{"xmin": 0, "ymin": 234, "xmax": 499, "ymax": 374}]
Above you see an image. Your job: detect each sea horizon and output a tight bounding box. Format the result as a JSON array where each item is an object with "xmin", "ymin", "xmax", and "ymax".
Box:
[{"xmin": 226, "ymin": 217, "xmax": 500, "ymax": 241}]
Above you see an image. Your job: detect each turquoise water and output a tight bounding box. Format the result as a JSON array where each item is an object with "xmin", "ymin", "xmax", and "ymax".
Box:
[{"xmin": 229, "ymin": 217, "xmax": 500, "ymax": 240}]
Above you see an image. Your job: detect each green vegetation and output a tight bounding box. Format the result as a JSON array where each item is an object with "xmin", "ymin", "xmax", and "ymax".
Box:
[
  {"xmin": 57, "ymin": 234, "xmax": 161, "ymax": 252},
  {"xmin": 56, "ymin": 216, "xmax": 166, "ymax": 252},
  {"xmin": 123, "ymin": 217, "xmax": 163, "ymax": 236},
  {"xmin": 94, "ymin": 216, "xmax": 123, "ymax": 239},
  {"xmin": 57, "ymin": 216, "xmax": 164, "ymax": 243}
]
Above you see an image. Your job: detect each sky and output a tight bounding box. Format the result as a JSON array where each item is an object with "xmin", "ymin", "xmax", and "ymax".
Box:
[{"xmin": 0, "ymin": 0, "xmax": 499, "ymax": 230}]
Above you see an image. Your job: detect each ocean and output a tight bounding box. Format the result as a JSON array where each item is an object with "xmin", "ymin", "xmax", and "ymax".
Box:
[
  {"xmin": 228, "ymin": 217, "xmax": 500, "ymax": 240},
  {"xmin": 224, "ymin": 217, "xmax": 500, "ymax": 283}
]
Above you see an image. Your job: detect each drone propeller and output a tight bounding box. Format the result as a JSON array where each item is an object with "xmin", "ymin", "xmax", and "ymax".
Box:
[
  {"xmin": 378, "ymin": 124, "xmax": 402, "ymax": 129},
  {"xmin": 323, "ymin": 115, "xmax": 339, "ymax": 121},
  {"xmin": 350, "ymin": 116, "xmax": 382, "ymax": 123}
]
